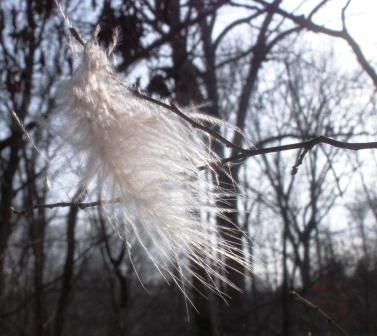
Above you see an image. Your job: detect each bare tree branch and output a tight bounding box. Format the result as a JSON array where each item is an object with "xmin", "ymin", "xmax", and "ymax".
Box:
[
  {"xmin": 128, "ymin": 86, "xmax": 249, "ymax": 153},
  {"xmin": 290, "ymin": 291, "xmax": 351, "ymax": 336},
  {"xmin": 11, "ymin": 198, "xmax": 121, "ymax": 216},
  {"xmin": 253, "ymin": 0, "xmax": 377, "ymax": 88},
  {"xmin": 11, "ymin": 136, "xmax": 377, "ymax": 215},
  {"xmin": 219, "ymin": 135, "xmax": 377, "ymax": 166}
]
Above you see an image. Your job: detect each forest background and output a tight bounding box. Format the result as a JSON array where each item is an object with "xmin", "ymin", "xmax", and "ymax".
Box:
[{"xmin": 1, "ymin": 0, "xmax": 377, "ymax": 335}]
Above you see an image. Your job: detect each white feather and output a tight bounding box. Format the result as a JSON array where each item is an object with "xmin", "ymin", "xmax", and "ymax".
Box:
[{"xmin": 54, "ymin": 40, "xmax": 251, "ymax": 297}]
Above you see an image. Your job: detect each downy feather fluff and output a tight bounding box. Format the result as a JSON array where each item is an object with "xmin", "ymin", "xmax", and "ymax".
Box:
[{"xmin": 54, "ymin": 38, "xmax": 250, "ymax": 298}]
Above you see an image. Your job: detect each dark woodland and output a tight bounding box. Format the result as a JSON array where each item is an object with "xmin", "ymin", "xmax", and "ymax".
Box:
[{"xmin": 1, "ymin": 0, "xmax": 377, "ymax": 335}]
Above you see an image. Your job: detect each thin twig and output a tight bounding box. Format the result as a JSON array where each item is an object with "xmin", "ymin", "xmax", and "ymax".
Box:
[
  {"xmin": 290, "ymin": 145, "xmax": 311, "ymax": 175},
  {"xmin": 128, "ymin": 86, "xmax": 249, "ymax": 154},
  {"xmin": 341, "ymin": 0, "xmax": 352, "ymax": 31},
  {"xmin": 11, "ymin": 198, "xmax": 121, "ymax": 216},
  {"xmin": 219, "ymin": 136, "xmax": 377, "ymax": 167},
  {"xmin": 69, "ymin": 27, "xmax": 85, "ymax": 46},
  {"xmin": 11, "ymin": 136, "xmax": 377, "ymax": 215},
  {"xmin": 290, "ymin": 291, "xmax": 351, "ymax": 336}
]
